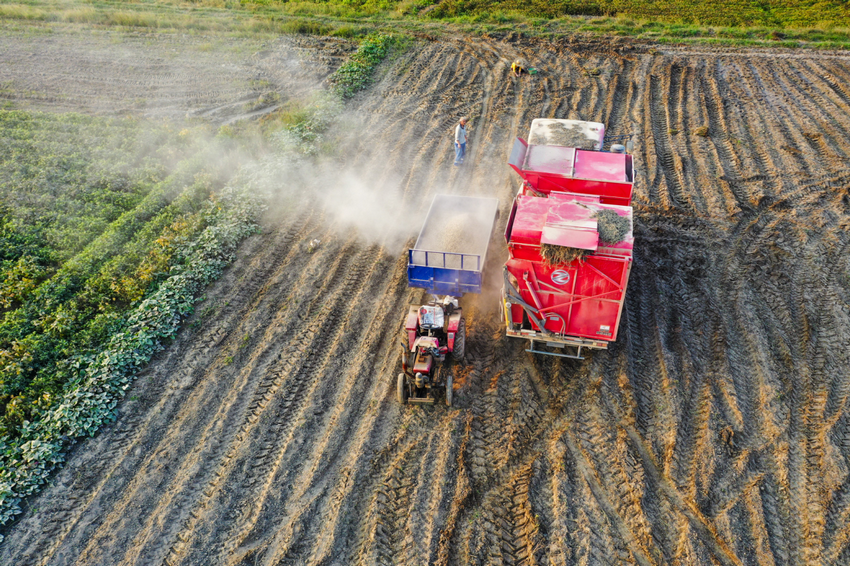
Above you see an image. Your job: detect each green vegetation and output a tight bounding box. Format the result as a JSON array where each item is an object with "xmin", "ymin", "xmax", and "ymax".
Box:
[
  {"xmin": 1, "ymin": 0, "xmax": 849, "ymax": 48},
  {"xmin": 0, "ymin": 111, "xmax": 215, "ymax": 436},
  {"xmin": 0, "ymin": 175, "xmax": 264, "ymax": 528},
  {"xmin": 0, "ymin": 108, "xmax": 271, "ymax": 530},
  {"xmin": 330, "ymin": 35, "xmax": 397, "ymax": 99},
  {"xmin": 419, "ymin": 0, "xmax": 849, "ymax": 27}
]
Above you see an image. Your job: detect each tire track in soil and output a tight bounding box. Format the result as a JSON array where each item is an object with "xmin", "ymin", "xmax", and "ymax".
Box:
[
  {"xmin": 370, "ymin": 441, "xmax": 427, "ymax": 565},
  {"xmin": 743, "ymin": 59, "xmax": 813, "ymax": 190},
  {"xmin": 562, "ymin": 428, "xmax": 656, "ymax": 566},
  {"xmin": 75, "ymin": 233, "xmax": 370, "ymax": 566},
  {"xmin": 269, "ymin": 270, "xmax": 418, "ymax": 566},
  {"xmin": 601, "ymin": 59, "xmax": 634, "ymax": 138},
  {"xmin": 161, "ymin": 244, "xmax": 386, "ymax": 566},
  {"xmin": 219, "ymin": 258, "xmax": 414, "ymax": 560},
  {"xmin": 701, "ymin": 63, "xmax": 762, "ymax": 210},
  {"xmin": 719, "ymin": 59, "xmax": 785, "ymax": 201},
  {"xmin": 647, "ymin": 67, "xmax": 686, "ymax": 209},
  {"xmin": 760, "ymin": 62, "xmax": 846, "ymax": 178},
  {"xmin": 0, "ymin": 219, "xmax": 314, "ymax": 566},
  {"xmin": 574, "ymin": 384, "xmax": 661, "ymax": 562},
  {"xmin": 352, "ymin": 410, "xmax": 434, "ymax": 566},
  {"xmin": 807, "ymin": 59, "xmax": 850, "ymax": 116},
  {"xmin": 236, "ymin": 275, "xmax": 411, "ymax": 565},
  {"xmin": 673, "ymin": 64, "xmax": 712, "ymax": 216},
  {"xmin": 773, "ymin": 61, "xmax": 850, "ymax": 169}
]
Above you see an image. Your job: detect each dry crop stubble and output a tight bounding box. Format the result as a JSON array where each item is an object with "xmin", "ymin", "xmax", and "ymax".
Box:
[{"xmin": 3, "ymin": 27, "xmax": 850, "ymax": 566}]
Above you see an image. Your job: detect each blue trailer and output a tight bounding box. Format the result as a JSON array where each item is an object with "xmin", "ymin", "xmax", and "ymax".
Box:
[
  {"xmin": 399, "ymin": 194, "xmax": 499, "ymax": 407},
  {"xmin": 407, "ymin": 194, "xmax": 500, "ymax": 296}
]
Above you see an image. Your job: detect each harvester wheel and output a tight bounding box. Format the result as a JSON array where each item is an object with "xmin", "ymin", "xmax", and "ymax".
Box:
[
  {"xmin": 397, "ymin": 373, "xmax": 408, "ymax": 404},
  {"xmin": 451, "ymin": 318, "xmax": 466, "ymax": 361},
  {"xmin": 446, "ymin": 373, "xmax": 453, "ymax": 407}
]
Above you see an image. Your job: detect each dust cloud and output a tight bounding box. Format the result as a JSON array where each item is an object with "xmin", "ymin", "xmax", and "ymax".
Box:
[
  {"xmin": 248, "ymin": 149, "xmax": 422, "ymax": 253},
  {"xmin": 306, "ymin": 161, "xmax": 420, "ymax": 249},
  {"xmin": 240, "ymin": 95, "xmax": 430, "ymax": 253}
]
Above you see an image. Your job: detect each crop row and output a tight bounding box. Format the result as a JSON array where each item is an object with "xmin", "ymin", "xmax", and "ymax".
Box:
[
  {"xmin": 329, "ymin": 34, "xmax": 398, "ymax": 99},
  {"xmin": 0, "ymin": 32, "xmax": 397, "ymax": 537},
  {"xmin": 0, "ymin": 111, "xmax": 225, "ymax": 439},
  {"xmin": 0, "ymin": 110, "xmax": 268, "ymax": 536},
  {"xmin": 0, "ymin": 179, "xmax": 266, "ymax": 532}
]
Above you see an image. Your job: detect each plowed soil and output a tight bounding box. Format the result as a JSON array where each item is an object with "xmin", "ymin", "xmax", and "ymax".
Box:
[{"xmin": 4, "ymin": 27, "xmax": 850, "ymax": 566}]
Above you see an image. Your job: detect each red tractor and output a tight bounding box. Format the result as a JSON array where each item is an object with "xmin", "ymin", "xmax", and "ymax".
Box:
[{"xmin": 398, "ymin": 297, "xmax": 465, "ymax": 406}]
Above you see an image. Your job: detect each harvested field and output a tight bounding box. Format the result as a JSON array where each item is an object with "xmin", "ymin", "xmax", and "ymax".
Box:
[{"xmin": 4, "ymin": 26, "xmax": 850, "ymax": 566}]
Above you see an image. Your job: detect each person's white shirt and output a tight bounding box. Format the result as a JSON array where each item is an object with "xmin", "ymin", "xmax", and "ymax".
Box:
[{"xmin": 455, "ymin": 123, "xmax": 467, "ymax": 144}]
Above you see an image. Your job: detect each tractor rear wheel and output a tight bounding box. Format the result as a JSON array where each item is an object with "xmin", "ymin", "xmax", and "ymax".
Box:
[
  {"xmin": 397, "ymin": 373, "xmax": 408, "ymax": 404},
  {"xmin": 446, "ymin": 373, "xmax": 453, "ymax": 407},
  {"xmin": 451, "ymin": 318, "xmax": 466, "ymax": 361}
]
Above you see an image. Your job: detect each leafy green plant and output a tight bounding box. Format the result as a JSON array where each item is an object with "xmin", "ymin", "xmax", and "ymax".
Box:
[
  {"xmin": 0, "ymin": 178, "xmax": 266, "ymax": 535},
  {"xmin": 0, "ymin": 111, "xmax": 234, "ymax": 439},
  {"xmin": 0, "ymin": 109, "xmax": 277, "ymax": 537},
  {"xmin": 280, "ymin": 18, "xmax": 332, "ymax": 35},
  {"xmin": 0, "ymin": 34, "xmax": 392, "ymax": 530},
  {"xmin": 329, "ymin": 34, "xmax": 396, "ymax": 99}
]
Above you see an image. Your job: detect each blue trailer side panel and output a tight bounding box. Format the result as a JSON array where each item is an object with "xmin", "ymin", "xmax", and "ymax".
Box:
[{"xmin": 407, "ymin": 250, "xmax": 483, "ymax": 295}]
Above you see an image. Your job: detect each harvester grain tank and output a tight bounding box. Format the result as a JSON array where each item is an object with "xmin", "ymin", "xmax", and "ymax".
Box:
[
  {"xmin": 400, "ymin": 194, "xmax": 499, "ymax": 406},
  {"xmin": 502, "ymin": 119, "xmax": 636, "ymax": 358}
]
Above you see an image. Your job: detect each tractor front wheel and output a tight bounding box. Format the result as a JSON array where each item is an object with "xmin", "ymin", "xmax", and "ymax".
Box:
[
  {"xmin": 451, "ymin": 318, "xmax": 466, "ymax": 361},
  {"xmin": 397, "ymin": 373, "xmax": 408, "ymax": 404},
  {"xmin": 446, "ymin": 373, "xmax": 453, "ymax": 407}
]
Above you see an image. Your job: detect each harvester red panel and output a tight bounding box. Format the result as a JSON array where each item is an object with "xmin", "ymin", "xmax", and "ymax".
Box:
[
  {"xmin": 504, "ymin": 194, "xmax": 632, "ymax": 342},
  {"xmin": 503, "ymin": 118, "xmax": 636, "ymax": 356},
  {"xmin": 508, "ymin": 138, "xmax": 634, "ymax": 206}
]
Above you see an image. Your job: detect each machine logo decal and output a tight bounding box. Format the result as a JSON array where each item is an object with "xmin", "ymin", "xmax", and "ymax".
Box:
[{"xmin": 551, "ymin": 270, "xmax": 571, "ymax": 285}]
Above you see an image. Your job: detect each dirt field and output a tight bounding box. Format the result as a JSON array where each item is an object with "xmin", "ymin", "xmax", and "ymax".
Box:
[{"xmin": 3, "ymin": 26, "xmax": 850, "ymax": 566}]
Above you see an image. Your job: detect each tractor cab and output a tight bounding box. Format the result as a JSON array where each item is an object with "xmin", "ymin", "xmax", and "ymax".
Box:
[{"xmin": 400, "ymin": 296, "xmax": 464, "ymax": 405}]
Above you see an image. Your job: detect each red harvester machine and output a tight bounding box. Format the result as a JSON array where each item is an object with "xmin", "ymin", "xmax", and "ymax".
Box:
[{"xmin": 502, "ymin": 119, "xmax": 635, "ymax": 358}]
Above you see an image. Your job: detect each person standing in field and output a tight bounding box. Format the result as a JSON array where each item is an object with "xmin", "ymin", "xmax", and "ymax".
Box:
[{"xmin": 454, "ymin": 116, "xmax": 468, "ymax": 166}]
